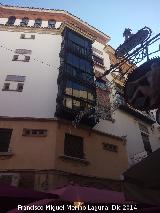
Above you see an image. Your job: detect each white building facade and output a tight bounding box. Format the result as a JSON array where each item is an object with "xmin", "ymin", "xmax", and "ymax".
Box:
[{"xmin": 0, "ymin": 4, "xmax": 159, "ymax": 190}]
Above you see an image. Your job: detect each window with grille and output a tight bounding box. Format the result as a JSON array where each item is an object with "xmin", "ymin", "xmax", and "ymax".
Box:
[
  {"xmin": 0, "ymin": 129, "xmax": 12, "ymax": 152},
  {"xmin": 64, "ymin": 134, "xmax": 84, "ymax": 159}
]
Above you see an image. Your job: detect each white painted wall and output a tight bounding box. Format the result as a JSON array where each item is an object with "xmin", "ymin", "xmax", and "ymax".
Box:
[
  {"xmin": 94, "ymin": 109, "xmax": 160, "ymax": 165},
  {"xmin": 0, "ymin": 30, "xmax": 62, "ymax": 118}
]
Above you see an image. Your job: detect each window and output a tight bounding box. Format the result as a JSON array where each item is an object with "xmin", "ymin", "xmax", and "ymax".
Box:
[
  {"xmin": 22, "ymin": 129, "xmax": 47, "ymax": 137},
  {"xmin": 64, "ymin": 134, "xmax": 84, "ymax": 159},
  {"xmin": 68, "ymin": 31, "xmax": 90, "ymax": 49},
  {"xmin": 102, "ymin": 143, "xmax": 118, "ymax": 152},
  {"xmin": 0, "ymin": 129, "xmax": 12, "ymax": 152},
  {"xmin": 24, "ymin": 56, "xmax": 30, "ymax": 62},
  {"xmin": 141, "ymin": 133, "xmax": 152, "ymax": 154},
  {"xmin": 31, "ymin": 35, "xmax": 35, "ymax": 39},
  {"xmin": 65, "ymin": 80, "xmax": 95, "ymax": 101},
  {"xmin": 6, "ymin": 16, "xmax": 16, "ymax": 26},
  {"xmin": 20, "ymin": 34, "xmax": 35, "ymax": 39},
  {"xmin": 17, "ymin": 83, "xmax": 24, "ymax": 92},
  {"xmin": 93, "ymin": 54, "xmax": 104, "ymax": 66},
  {"xmin": 12, "ymin": 55, "xmax": 30, "ymax": 62},
  {"xmin": 34, "ymin": 18, "xmax": 42, "ymax": 27},
  {"xmin": 48, "ymin": 19, "xmax": 56, "ymax": 28},
  {"xmin": 2, "ymin": 83, "xmax": 10, "ymax": 91},
  {"xmin": 6, "ymin": 75, "xmax": 26, "ymax": 82},
  {"xmin": 92, "ymin": 47, "xmax": 103, "ymax": 55},
  {"xmin": 67, "ymin": 53, "xmax": 93, "ymax": 74},
  {"xmin": 20, "ymin": 17, "xmax": 29, "ymax": 26},
  {"xmin": 12, "ymin": 55, "xmax": 19, "ymax": 61}
]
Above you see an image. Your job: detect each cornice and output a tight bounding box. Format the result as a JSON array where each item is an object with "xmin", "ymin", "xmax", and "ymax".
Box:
[{"xmin": 0, "ymin": 4, "xmax": 110, "ymax": 44}]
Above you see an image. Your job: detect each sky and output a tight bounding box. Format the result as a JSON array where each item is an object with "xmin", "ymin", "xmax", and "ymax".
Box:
[{"xmin": 1, "ymin": 0, "xmax": 160, "ymax": 50}]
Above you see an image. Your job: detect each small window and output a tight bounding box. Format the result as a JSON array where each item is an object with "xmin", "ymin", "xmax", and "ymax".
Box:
[
  {"xmin": 20, "ymin": 34, "xmax": 25, "ymax": 39},
  {"xmin": 0, "ymin": 129, "xmax": 12, "ymax": 152},
  {"xmin": 12, "ymin": 55, "xmax": 19, "ymax": 61},
  {"xmin": 6, "ymin": 16, "xmax": 16, "ymax": 26},
  {"xmin": 20, "ymin": 17, "xmax": 29, "ymax": 26},
  {"xmin": 20, "ymin": 34, "xmax": 35, "ymax": 39},
  {"xmin": 34, "ymin": 19, "xmax": 42, "ymax": 28},
  {"xmin": 92, "ymin": 47, "xmax": 103, "ymax": 55},
  {"xmin": 24, "ymin": 56, "xmax": 30, "ymax": 62},
  {"xmin": 22, "ymin": 129, "xmax": 47, "ymax": 137},
  {"xmin": 17, "ymin": 83, "xmax": 24, "ymax": 92},
  {"xmin": 102, "ymin": 143, "xmax": 118, "ymax": 152},
  {"xmin": 2, "ymin": 83, "xmax": 10, "ymax": 91},
  {"xmin": 48, "ymin": 19, "xmax": 56, "ymax": 28},
  {"xmin": 64, "ymin": 134, "xmax": 84, "ymax": 159}
]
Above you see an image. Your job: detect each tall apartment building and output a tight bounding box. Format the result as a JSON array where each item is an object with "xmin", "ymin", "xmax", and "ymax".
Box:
[
  {"xmin": 0, "ymin": 4, "xmax": 128, "ymax": 191},
  {"xmin": 0, "ymin": 4, "xmax": 159, "ymax": 191}
]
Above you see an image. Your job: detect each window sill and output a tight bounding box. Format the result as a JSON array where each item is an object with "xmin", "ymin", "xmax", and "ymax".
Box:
[
  {"xmin": 59, "ymin": 155, "xmax": 90, "ymax": 165},
  {"xmin": 0, "ymin": 151, "xmax": 14, "ymax": 156},
  {"xmin": 2, "ymin": 89, "xmax": 22, "ymax": 92},
  {"xmin": 12, "ymin": 60, "xmax": 30, "ymax": 62}
]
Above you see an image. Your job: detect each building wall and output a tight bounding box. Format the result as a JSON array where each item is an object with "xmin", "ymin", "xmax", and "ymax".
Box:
[
  {"xmin": 0, "ymin": 119, "xmax": 58, "ymax": 170},
  {"xmin": 94, "ymin": 110, "xmax": 159, "ymax": 165},
  {"xmin": 55, "ymin": 122, "xmax": 128, "ymax": 180},
  {"xmin": 0, "ymin": 30, "xmax": 61, "ymax": 118},
  {"xmin": 0, "ymin": 119, "xmax": 128, "ymax": 179}
]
